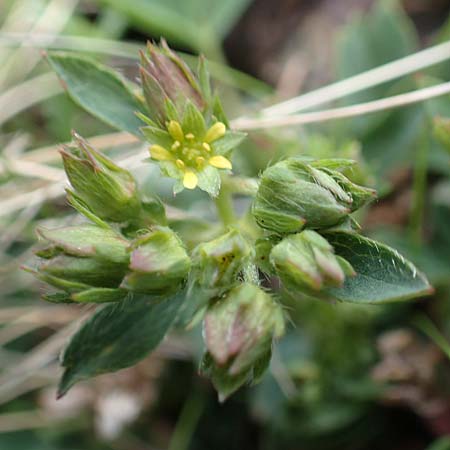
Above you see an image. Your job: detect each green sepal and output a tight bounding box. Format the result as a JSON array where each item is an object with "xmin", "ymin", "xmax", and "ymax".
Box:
[
  {"xmin": 23, "ymin": 266, "xmax": 91, "ymax": 293},
  {"xmin": 72, "ymin": 288, "xmax": 129, "ymax": 303},
  {"xmin": 39, "ymin": 255, "xmax": 128, "ymax": 288},
  {"xmin": 200, "ymin": 352, "xmax": 251, "ymax": 402},
  {"xmin": 65, "ymin": 190, "xmax": 111, "ymax": 229},
  {"xmin": 213, "ymin": 131, "xmax": 247, "ymax": 156},
  {"xmin": 198, "ymin": 55, "xmax": 212, "ymax": 104},
  {"xmin": 212, "ymin": 94, "xmax": 229, "ymax": 127},
  {"xmin": 255, "ymin": 236, "xmax": 280, "ymax": 275},
  {"xmin": 141, "ymin": 125, "xmax": 173, "ymax": 148},
  {"xmin": 42, "ymin": 292, "xmax": 75, "ymax": 304},
  {"xmin": 182, "ymin": 101, "xmax": 206, "ymax": 137},
  {"xmin": 197, "ymin": 165, "xmax": 221, "ymax": 198}
]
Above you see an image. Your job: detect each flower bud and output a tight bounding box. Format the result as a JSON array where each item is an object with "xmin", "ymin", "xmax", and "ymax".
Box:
[
  {"xmin": 29, "ymin": 224, "xmax": 130, "ymax": 295},
  {"xmin": 61, "ymin": 132, "xmax": 141, "ymax": 223},
  {"xmin": 191, "ymin": 229, "xmax": 252, "ymax": 290},
  {"xmin": 121, "ymin": 226, "xmax": 190, "ymax": 295},
  {"xmin": 270, "ymin": 230, "xmax": 355, "ymax": 292},
  {"xmin": 204, "ymin": 283, "xmax": 284, "ymax": 376},
  {"xmin": 139, "ymin": 39, "xmax": 204, "ymax": 124},
  {"xmin": 252, "ymin": 158, "xmax": 376, "ymax": 234},
  {"xmin": 36, "ymin": 224, "xmax": 129, "ymax": 263}
]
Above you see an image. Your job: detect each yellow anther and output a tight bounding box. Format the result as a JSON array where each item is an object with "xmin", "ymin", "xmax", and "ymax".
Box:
[
  {"xmin": 176, "ymin": 159, "xmax": 185, "ymax": 170},
  {"xmin": 202, "ymin": 142, "xmax": 211, "ymax": 152},
  {"xmin": 183, "ymin": 171, "xmax": 198, "ymax": 189},
  {"xmin": 150, "ymin": 145, "xmax": 172, "ymax": 161},
  {"xmin": 204, "ymin": 122, "xmax": 226, "ymax": 143},
  {"xmin": 209, "ymin": 155, "xmax": 232, "ymax": 170},
  {"xmin": 196, "ymin": 156, "xmax": 206, "ymax": 167},
  {"xmin": 171, "ymin": 141, "xmax": 181, "ymax": 150},
  {"xmin": 185, "ymin": 133, "xmax": 195, "ymax": 140},
  {"xmin": 168, "ymin": 121, "xmax": 184, "ymax": 142}
]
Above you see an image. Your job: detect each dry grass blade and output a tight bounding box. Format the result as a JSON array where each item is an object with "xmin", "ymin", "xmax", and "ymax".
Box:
[
  {"xmin": 0, "ymin": 0, "xmax": 79, "ymax": 89},
  {"xmin": 261, "ymin": 40, "xmax": 450, "ymax": 117},
  {"xmin": 0, "ymin": 72, "xmax": 62, "ymax": 126},
  {"xmin": 231, "ymin": 81, "xmax": 450, "ymax": 130},
  {"xmin": 0, "ymin": 32, "xmax": 140, "ymax": 59},
  {"xmin": 0, "ymin": 311, "xmax": 89, "ymax": 405}
]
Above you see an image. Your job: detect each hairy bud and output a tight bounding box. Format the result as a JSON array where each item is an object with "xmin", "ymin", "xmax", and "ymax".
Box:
[
  {"xmin": 61, "ymin": 133, "xmax": 141, "ymax": 223},
  {"xmin": 270, "ymin": 230, "xmax": 355, "ymax": 292},
  {"xmin": 140, "ymin": 39, "xmax": 204, "ymax": 124},
  {"xmin": 204, "ymin": 283, "xmax": 284, "ymax": 376},
  {"xmin": 252, "ymin": 158, "xmax": 376, "ymax": 234},
  {"xmin": 121, "ymin": 227, "xmax": 190, "ymax": 295},
  {"xmin": 28, "ymin": 224, "xmax": 130, "ymax": 301}
]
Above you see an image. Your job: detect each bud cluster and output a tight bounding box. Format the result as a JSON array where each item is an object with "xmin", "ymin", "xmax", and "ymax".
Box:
[
  {"xmin": 27, "ymin": 224, "xmax": 190, "ymax": 303},
  {"xmin": 251, "ymin": 158, "xmax": 376, "ymax": 297}
]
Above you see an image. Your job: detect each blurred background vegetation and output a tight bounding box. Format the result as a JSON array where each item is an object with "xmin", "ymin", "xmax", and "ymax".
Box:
[{"xmin": 1, "ymin": 0, "xmax": 450, "ymax": 449}]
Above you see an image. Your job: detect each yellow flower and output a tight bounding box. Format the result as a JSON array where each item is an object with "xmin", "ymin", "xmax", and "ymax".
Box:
[{"xmin": 150, "ymin": 120, "xmax": 232, "ymax": 190}]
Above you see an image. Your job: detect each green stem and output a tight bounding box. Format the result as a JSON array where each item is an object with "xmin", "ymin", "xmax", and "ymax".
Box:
[
  {"xmin": 215, "ymin": 181, "xmax": 236, "ymax": 227},
  {"xmin": 409, "ymin": 129, "xmax": 429, "ymax": 245},
  {"xmin": 413, "ymin": 314, "xmax": 450, "ymax": 360},
  {"xmin": 222, "ymin": 176, "xmax": 259, "ymax": 196},
  {"xmin": 168, "ymin": 389, "xmax": 205, "ymax": 450}
]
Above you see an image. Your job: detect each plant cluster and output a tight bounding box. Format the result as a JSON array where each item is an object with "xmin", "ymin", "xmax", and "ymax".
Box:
[{"xmin": 25, "ymin": 41, "xmax": 431, "ymax": 400}]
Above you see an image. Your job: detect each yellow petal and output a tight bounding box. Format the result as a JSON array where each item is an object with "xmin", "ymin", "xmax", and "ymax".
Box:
[
  {"xmin": 204, "ymin": 122, "xmax": 226, "ymax": 143},
  {"xmin": 183, "ymin": 171, "xmax": 198, "ymax": 189},
  {"xmin": 209, "ymin": 155, "xmax": 232, "ymax": 170},
  {"xmin": 167, "ymin": 121, "xmax": 184, "ymax": 142},
  {"xmin": 150, "ymin": 145, "xmax": 172, "ymax": 161}
]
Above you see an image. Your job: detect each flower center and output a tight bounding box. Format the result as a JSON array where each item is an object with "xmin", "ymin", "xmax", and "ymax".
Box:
[{"xmin": 167, "ymin": 123, "xmax": 212, "ymax": 170}]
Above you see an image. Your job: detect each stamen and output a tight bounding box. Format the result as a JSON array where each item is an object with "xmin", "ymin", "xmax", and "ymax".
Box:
[
  {"xmin": 171, "ymin": 141, "xmax": 181, "ymax": 150},
  {"xmin": 176, "ymin": 159, "xmax": 185, "ymax": 169},
  {"xmin": 185, "ymin": 133, "xmax": 195, "ymax": 140},
  {"xmin": 196, "ymin": 156, "xmax": 206, "ymax": 167},
  {"xmin": 202, "ymin": 142, "xmax": 211, "ymax": 152}
]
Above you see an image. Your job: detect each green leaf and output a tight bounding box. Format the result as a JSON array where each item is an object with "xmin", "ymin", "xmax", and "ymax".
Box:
[
  {"xmin": 324, "ymin": 232, "xmax": 432, "ymax": 303},
  {"xmin": 58, "ymin": 291, "xmax": 184, "ymax": 396},
  {"xmin": 47, "ymin": 52, "xmax": 146, "ymax": 136}
]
